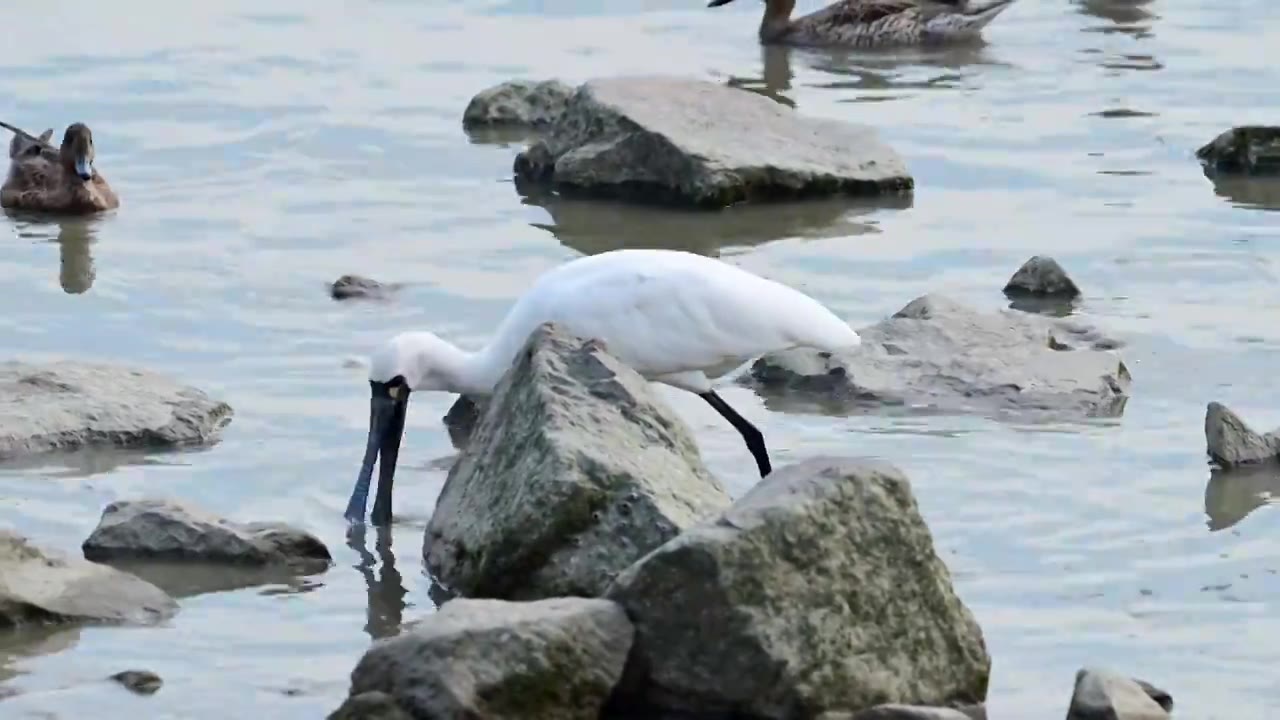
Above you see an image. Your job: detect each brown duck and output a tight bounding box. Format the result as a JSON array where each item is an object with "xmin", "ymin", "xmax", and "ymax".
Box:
[
  {"xmin": 707, "ymin": 0, "xmax": 1019, "ymax": 48},
  {"xmin": 1, "ymin": 121, "xmax": 119, "ymax": 214}
]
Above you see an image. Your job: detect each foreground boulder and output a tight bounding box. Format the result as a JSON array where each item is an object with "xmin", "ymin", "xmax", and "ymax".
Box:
[
  {"xmin": 425, "ymin": 323, "xmax": 731, "ymax": 599},
  {"xmin": 0, "ymin": 361, "xmax": 232, "ymax": 461},
  {"xmin": 1002, "ymin": 255, "xmax": 1081, "ymax": 300},
  {"xmin": 847, "ymin": 705, "xmax": 986, "ymax": 720},
  {"xmin": 605, "ymin": 457, "xmax": 990, "ymax": 718},
  {"xmin": 514, "ymin": 76, "xmax": 912, "ymax": 209},
  {"xmin": 1196, "ymin": 126, "xmax": 1280, "ymax": 175},
  {"xmin": 462, "ymin": 79, "xmax": 574, "ymax": 131},
  {"xmin": 0, "ymin": 530, "xmax": 176, "ymax": 627},
  {"xmin": 82, "ymin": 499, "xmax": 331, "ymax": 570},
  {"xmin": 747, "ymin": 294, "xmax": 1130, "ymax": 420},
  {"xmin": 333, "ymin": 597, "xmax": 632, "ymax": 720},
  {"xmin": 1066, "ymin": 668, "xmax": 1172, "ymax": 719},
  {"xmin": 1204, "ymin": 401, "xmax": 1280, "ymax": 467}
]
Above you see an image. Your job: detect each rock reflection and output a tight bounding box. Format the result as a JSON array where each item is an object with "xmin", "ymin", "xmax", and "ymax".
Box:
[
  {"xmin": 1202, "ymin": 174, "xmax": 1280, "ymax": 213},
  {"xmin": 1204, "ymin": 462, "xmax": 1280, "ymax": 532},
  {"xmin": 801, "ymin": 43, "xmax": 1000, "ymax": 96},
  {"xmin": 519, "ymin": 185, "xmax": 909, "ymax": 258},
  {"xmin": 347, "ymin": 523, "xmax": 408, "ymax": 640},
  {"xmin": 1076, "ymin": 0, "xmax": 1158, "ymax": 28},
  {"xmin": 108, "ymin": 560, "xmax": 325, "ymax": 600},
  {"xmin": 0, "ymin": 624, "xmax": 81, "ymax": 686}
]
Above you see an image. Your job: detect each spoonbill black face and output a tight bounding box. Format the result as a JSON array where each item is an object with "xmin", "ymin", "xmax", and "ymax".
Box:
[{"xmin": 344, "ymin": 375, "xmax": 410, "ymax": 526}]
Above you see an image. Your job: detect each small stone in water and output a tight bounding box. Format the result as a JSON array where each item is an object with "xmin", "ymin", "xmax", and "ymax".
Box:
[
  {"xmin": 1003, "ymin": 255, "xmax": 1081, "ymax": 299},
  {"xmin": 110, "ymin": 669, "xmax": 163, "ymax": 695},
  {"xmin": 330, "ymin": 274, "xmax": 397, "ymax": 301}
]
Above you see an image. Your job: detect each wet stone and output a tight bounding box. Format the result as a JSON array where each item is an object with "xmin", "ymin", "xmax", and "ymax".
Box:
[
  {"xmin": 1204, "ymin": 401, "xmax": 1280, "ymax": 467},
  {"xmin": 109, "ymin": 669, "xmax": 163, "ymax": 695},
  {"xmin": 1196, "ymin": 126, "xmax": 1280, "ymax": 175},
  {"xmin": 462, "ymin": 79, "xmax": 575, "ymax": 131},
  {"xmin": 330, "ymin": 274, "xmax": 398, "ymax": 301},
  {"xmin": 1002, "ymin": 255, "xmax": 1081, "ymax": 299},
  {"xmin": 1066, "ymin": 668, "xmax": 1172, "ymax": 720}
]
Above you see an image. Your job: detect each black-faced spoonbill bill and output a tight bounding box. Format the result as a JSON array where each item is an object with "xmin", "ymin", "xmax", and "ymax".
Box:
[{"xmin": 344, "ymin": 248, "xmax": 861, "ymax": 525}]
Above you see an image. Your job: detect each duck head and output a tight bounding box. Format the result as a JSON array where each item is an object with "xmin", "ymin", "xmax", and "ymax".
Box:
[{"xmin": 59, "ymin": 123, "xmax": 97, "ymax": 182}]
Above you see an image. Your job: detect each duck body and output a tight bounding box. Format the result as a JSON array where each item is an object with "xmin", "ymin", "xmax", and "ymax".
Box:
[
  {"xmin": 709, "ymin": 0, "xmax": 1018, "ymax": 48},
  {"xmin": 1, "ymin": 122, "xmax": 119, "ymax": 214}
]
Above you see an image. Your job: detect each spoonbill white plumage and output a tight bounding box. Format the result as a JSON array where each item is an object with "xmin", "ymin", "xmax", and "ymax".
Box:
[{"xmin": 344, "ymin": 248, "xmax": 862, "ymax": 526}]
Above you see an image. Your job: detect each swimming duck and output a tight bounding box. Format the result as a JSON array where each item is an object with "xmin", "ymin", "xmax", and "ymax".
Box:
[
  {"xmin": 1, "ymin": 121, "xmax": 119, "ymax": 214},
  {"xmin": 707, "ymin": 0, "xmax": 1019, "ymax": 48}
]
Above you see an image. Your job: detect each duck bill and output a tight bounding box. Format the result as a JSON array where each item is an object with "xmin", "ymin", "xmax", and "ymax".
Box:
[
  {"xmin": 707, "ymin": 0, "xmax": 736, "ymax": 6},
  {"xmin": 73, "ymin": 155, "xmax": 92, "ymax": 181},
  {"xmin": 343, "ymin": 387, "xmax": 409, "ymax": 525}
]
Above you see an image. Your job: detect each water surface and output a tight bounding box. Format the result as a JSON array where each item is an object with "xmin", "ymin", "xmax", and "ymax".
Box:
[{"xmin": 2, "ymin": 1, "xmax": 1279, "ymax": 717}]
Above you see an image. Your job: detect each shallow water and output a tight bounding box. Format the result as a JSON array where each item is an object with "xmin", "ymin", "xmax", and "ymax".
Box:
[{"xmin": 1, "ymin": 0, "xmax": 1279, "ymax": 717}]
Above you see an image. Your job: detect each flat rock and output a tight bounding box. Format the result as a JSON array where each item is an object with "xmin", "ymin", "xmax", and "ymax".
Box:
[
  {"xmin": 0, "ymin": 361, "xmax": 232, "ymax": 462},
  {"xmin": 513, "ymin": 75, "xmax": 912, "ymax": 209},
  {"xmin": 1066, "ymin": 668, "xmax": 1172, "ymax": 720},
  {"xmin": 463, "ymin": 79, "xmax": 575, "ymax": 130},
  {"xmin": 1204, "ymin": 401, "xmax": 1280, "ymax": 467},
  {"xmin": 337, "ymin": 597, "xmax": 632, "ymax": 720},
  {"xmin": 1003, "ymin": 255, "xmax": 1081, "ymax": 299},
  {"xmin": 82, "ymin": 499, "xmax": 332, "ymax": 570},
  {"xmin": 424, "ymin": 323, "xmax": 731, "ymax": 600},
  {"xmin": 1196, "ymin": 126, "xmax": 1280, "ymax": 175},
  {"xmin": 605, "ymin": 457, "xmax": 991, "ymax": 718},
  {"xmin": 330, "ymin": 274, "xmax": 399, "ymax": 301},
  {"xmin": 0, "ymin": 530, "xmax": 176, "ymax": 627},
  {"xmin": 747, "ymin": 294, "xmax": 1130, "ymax": 420}
]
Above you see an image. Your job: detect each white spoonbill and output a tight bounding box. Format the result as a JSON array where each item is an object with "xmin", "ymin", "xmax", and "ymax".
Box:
[{"xmin": 344, "ymin": 248, "xmax": 861, "ymax": 526}]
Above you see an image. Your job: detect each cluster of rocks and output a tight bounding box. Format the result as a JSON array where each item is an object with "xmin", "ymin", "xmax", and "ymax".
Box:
[{"xmin": 328, "ymin": 314, "xmax": 1157, "ymax": 719}]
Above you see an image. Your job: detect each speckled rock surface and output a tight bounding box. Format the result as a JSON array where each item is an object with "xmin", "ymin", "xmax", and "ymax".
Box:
[
  {"xmin": 0, "ymin": 530, "xmax": 176, "ymax": 628},
  {"xmin": 424, "ymin": 323, "xmax": 730, "ymax": 600},
  {"xmin": 747, "ymin": 294, "xmax": 1129, "ymax": 420},
  {"xmin": 463, "ymin": 79, "xmax": 574, "ymax": 130},
  {"xmin": 336, "ymin": 597, "xmax": 632, "ymax": 720},
  {"xmin": 0, "ymin": 361, "xmax": 232, "ymax": 461},
  {"xmin": 82, "ymin": 499, "xmax": 331, "ymax": 569},
  {"xmin": 514, "ymin": 75, "xmax": 912, "ymax": 209},
  {"xmin": 605, "ymin": 457, "xmax": 990, "ymax": 718},
  {"xmin": 1204, "ymin": 401, "xmax": 1280, "ymax": 467}
]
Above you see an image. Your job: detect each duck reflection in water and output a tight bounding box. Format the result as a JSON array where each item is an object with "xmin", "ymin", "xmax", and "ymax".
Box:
[
  {"xmin": 56, "ymin": 219, "xmax": 97, "ymax": 294},
  {"xmin": 347, "ymin": 523, "xmax": 408, "ymax": 640}
]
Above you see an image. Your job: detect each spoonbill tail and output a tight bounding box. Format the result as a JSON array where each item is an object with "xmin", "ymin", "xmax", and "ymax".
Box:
[{"xmin": 345, "ymin": 248, "xmax": 861, "ymax": 525}]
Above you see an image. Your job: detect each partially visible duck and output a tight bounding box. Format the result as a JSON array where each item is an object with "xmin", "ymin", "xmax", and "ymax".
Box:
[
  {"xmin": 707, "ymin": 0, "xmax": 1019, "ymax": 48},
  {"xmin": 1, "ymin": 121, "xmax": 119, "ymax": 214}
]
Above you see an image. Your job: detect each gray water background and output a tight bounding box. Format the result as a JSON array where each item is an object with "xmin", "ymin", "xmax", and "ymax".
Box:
[{"xmin": 1, "ymin": 1, "xmax": 1279, "ymax": 717}]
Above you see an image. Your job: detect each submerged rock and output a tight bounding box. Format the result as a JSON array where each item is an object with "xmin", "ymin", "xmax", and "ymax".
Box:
[
  {"xmin": 747, "ymin": 294, "xmax": 1130, "ymax": 420},
  {"xmin": 605, "ymin": 457, "xmax": 990, "ymax": 718},
  {"xmin": 462, "ymin": 79, "xmax": 575, "ymax": 131},
  {"xmin": 847, "ymin": 705, "xmax": 987, "ymax": 720},
  {"xmin": 0, "ymin": 530, "xmax": 176, "ymax": 627},
  {"xmin": 1002, "ymin": 255, "xmax": 1081, "ymax": 299},
  {"xmin": 1196, "ymin": 126, "xmax": 1280, "ymax": 175},
  {"xmin": 513, "ymin": 75, "xmax": 912, "ymax": 209},
  {"xmin": 82, "ymin": 499, "xmax": 332, "ymax": 570},
  {"xmin": 336, "ymin": 597, "xmax": 632, "ymax": 720},
  {"xmin": 1204, "ymin": 401, "xmax": 1280, "ymax": 467},
  {"xmin": 424, "ymin": 323, "xmax": 730, "ymax": 600},
  {"xmin": 330, "ymin": 274, "xmax": 398, "ymax": 301},
  {"xmin": 0, "ymin": 361, "xmax": 232, "ymax": 462},
  {"xmin": 109, "ymin": 669, "xmax": 163, "ymax": 695},
  {"xmin": 1066, "ymin": 668, "xmax": 1172, "ymax": 719}
]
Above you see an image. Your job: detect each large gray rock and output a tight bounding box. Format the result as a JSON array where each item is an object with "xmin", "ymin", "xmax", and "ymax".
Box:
[
  {"xmin": 1066, "ymin": 668, "xmax": 1172, "ymax": 719},
  {"xmin": 82, "ymin": 499, "xmax": 332, "ymax": 570},
  {"xmin": 605, "ymin": 457, "xmax": 990, "ymax": 718},
  {"xmin": 513, "ymin": 75, "xmax": 912, "ymax": 209},
  {"xmin": 0, "ymin": 530, "xmax": 176, "ymax": 627},
  {"xmin": 847, "ymin": 705, "xmax": 986, "ymax": 720},
  {"xmin": 747, "ymin": 294, "xmax": 1130, "ymax": 420},
  {"xmin": 1204, "ymin": 401, "xmax": 1280, "ymax": 467},
  {"xmin": 424, "ymin": 323, "xmax": 731, "ymax": 600},
  {"xmin": 336, "ymin": 597, "xmax": 632, "ymax": 720},
  {"xmin": 0, "ymin": 361, "xmax": 232, "ymax": 461},
  {"xmin": 1196, "ymin": 126, "xmax": 1280, "ymax": 175},
  {"xmin": 462, "ymin": 79, "xmax": 574, "ymax": 130}
]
